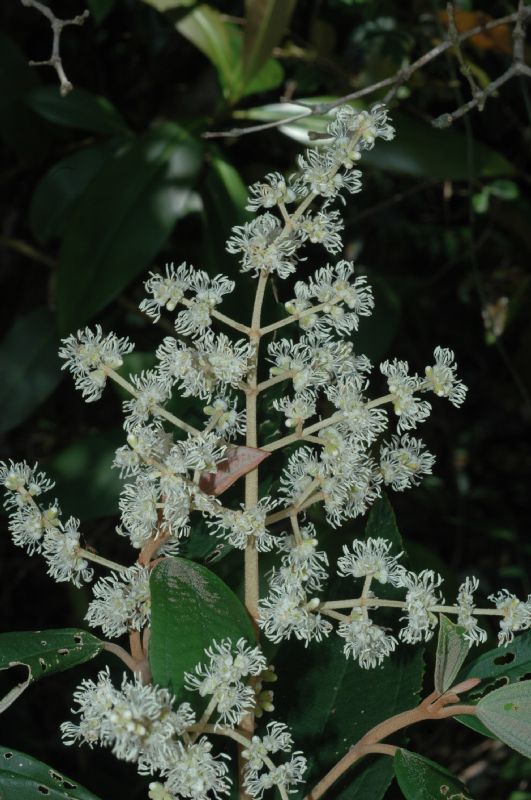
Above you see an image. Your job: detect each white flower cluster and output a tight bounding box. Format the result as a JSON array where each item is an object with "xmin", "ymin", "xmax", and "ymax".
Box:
[
  {"xmin": 259, "ymin": 537, "xmax": 531, "ymax": 666},
  {"xmin": 183, "ymin": 638, "xmax": 265, "ymax": 726},
  {"xmin": 59, "ymin": 325, "xmax": 134, "ymax": 402},
  {"xmin": 85, "ymin": 565, "xmax": 151, "ymax": 638},
  {"xmin": 0, "ymin": 461, "xmax": 92, "ymax": 587},
  {"xmin": 61, "ymin": 641, "xmax": 304, "ymax": 800}
]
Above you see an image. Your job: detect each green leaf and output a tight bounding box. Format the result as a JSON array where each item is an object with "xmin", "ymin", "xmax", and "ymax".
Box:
[
  {"xmin": 394, "ymin": 749, "xmax": 473, "ymax": 799},
  {"xmin": 57, "ymin": 123, "xmax": 203, "ymax": 333},
  {"xmin": 434, "ymin": 615, "xmax": 470, "ymax": 694},
  {"xmin": 0, "ymin": 33, "xmax": 53, "ymax": 158},
  {"xmin": 149, "ymin": 557, "xmax": 255, "ymax": 702},
  {"xmin": 456, "ymin": 629, "xmax": 531, "ymax": 739},
  {"xmin": 143, "ymin": 0, "xmax": 195, "ymax": 9},
  {"xmin": 25, "ymin": 86, "xmax": 129, "ymax": 135},
  {"xmin": 242, "ymin": 0, "xmax": 296, "ymax": 83},
  {"xmin": 0, "ymin": 630, "xmax": 101, "ymax": 713},
  {"xmin": 365, "ymin": 492, "xmax": 404, "ymax": 552},
  {"xmin": 472, "ymin": 188, "xmax": 490, "ymax": 214},
  {"xmin": 489, "ymin": 179, "xmax": 519, "ymax": 200},
  {"xmin": 29, "ymin": 143, "xmax": 116, "ymax": 243},
  {"xmin": 0, "ymin": 746, "xmax": 102, "ymax": 799},
  {"xmin": 177, "ymin": 6, "xmax": 241, "ymax": 101},
  {"xmin": 87, "ymin": 0, "xmax": 116, "ymax": 23},
  {"xmin": 276, "ymin": 640, "xmax": 424, "ymax": 800},
  {"xmin": 477, "ymin": 681, "xmax": 531, "ymax": 758},
  {"xmin": 45, "ymin": 428, "xmax": 125, "ymax": 520},
  {"xmin": 236, "ymin": 102, "xmax": 515, "ymax": 179},
  {"xmin": 0, "ymin": 308, "xmax": 61, "ymax": 434},
  {"xmin": 242, "ymin": 58, "xmax": 284, "ymax": 98}
]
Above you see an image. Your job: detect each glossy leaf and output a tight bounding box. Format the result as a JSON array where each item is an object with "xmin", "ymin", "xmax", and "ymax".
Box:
[
  {"xmin": 57, "ymin": 123, "xmax": 203, "ymax": 333},
  {"xmin": 0, "ymin": 308, "xmax": 61, "ymax": 434},
  {"xmin": 0, "ymin": 630, "xmax": 102, "ymax": 713},
  {"xmin": 29, "ymin": 144, "xmax": 115, "ymax": 243},
  {"xmin": 177, "ymin": 6, "xmax": 241, "ymax": 100},
  {"xmin": 242, "ymin": 0, "xmax": 296, "ymax": 82},
  {"xmin": 149, "ymin": 557, "xmax": 255, "ymax": 703},
  {"xmin": 25, "ymin": 86, "xmax": 129, "ymax": 135},
  {"xmin": 199, "ymin": 446, "xmax": 271, "ymax": 495},
  {"xmin": 394, "ymin": 749, "xmax": 473, "ymax": 799},
  {"xmin": 237, "ymin": 102, "xmax": 515, "ymax": 179},
  {"xmin": 434, "ymin": 615, "xmax": 470, "ymax": 694},
  {"xmin": 477, "ymin": 681, "xmax": 531, "ymax": 758},
  {"xmin": 0, "ymin": 746, "xmax": 102, "ymax": 799},
  {"xmin": 45, "ymin": 427, "xmax": 124, "ymax": 520}
]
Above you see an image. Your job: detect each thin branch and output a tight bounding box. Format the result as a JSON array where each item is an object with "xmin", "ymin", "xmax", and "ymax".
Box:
[
  {"xmin": 203, "ymin": 10, "xmax": 526, "ymax": 140},
  {"xmin": 20, "ymin": 0, "xmax": 89, "ymax": 96}
]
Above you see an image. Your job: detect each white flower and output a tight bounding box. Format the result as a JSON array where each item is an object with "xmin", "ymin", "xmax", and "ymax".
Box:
[
  {"xmin": 226, "ymin": 213, "xmax": 300, "ymax": 278},
  {"xmin": 399, "ymin": 570, "xmax": 444, "ymax": 643},
  {"xmin": 184, "ymin": 639, "xmax": 266, "ymax": 726},
  {"xmin": 258, "ymin": 582, "xmax": 332, "ymax": 645},
  {"xmin": 275, "ymin": 523, "xmax": 329, "ymax": 592},
  {"xmin": 8, "ymin": 502, "xmax": 61, "ymax": 554},
  {"xmin": 62, "ymin": 669, "xmax": 189, "ymax": 773},
  {"xmin": 174, "ymin": 272, "xmax": 234, "ymax": 337},
  {"xmin": 123, "ymin": 370, "xmax": 172, "ymax": 431},
  {"xmin": 208, "ymin": 498, "xmax": 278, "ymax": 552},
  {"xmin": 203, "ymin": 396, "xmax": 246, "ymax": 438},
  {"xmin": 0, "ymin": 460, "xmax": 54, "ymax": 507},
  {"xmin": 119, "ymin": 475, "xmax": 159, "ymax": 548},
  {"xmin": 489, "ymin": 590, "xmax": 531, "ymax": 645},
  {"xmin": 297, "ymin": 149, "xmax": 362, "ymax": 200},
  {"xmin": 42, "ymin": 516, "xmax": 93, "ymax": 586},
  {"xmin": 380, "ymin": 358, "xmax": 431, "ymax": 432},
  {"xmin": 59, "ymin": 326, "xmax": 134, "ymax": 402},
  {"xmin": 244, "ymin": 753, "xmax": 307, "ymax": 799},
  {"xmin": 379, "ymin": 434, "xmax": 435, "ymax": 491},
  {"xmin": 162, "ymin": 738, "xmax": 231, "ymax": 800},
  {"xmin": 246, "ymin": 173, "xmax": 296, "ymax": 211},
  {"xmin": 423, "ymin": 347, "xmax": 468, "ymax": 407},
  {"xmin": 114, "ymin": 426, "xmax": 172, "ymax": 478},
  {"xmin": 299, "ymin": 209, "xmax": 344, "ymax": 254},
  {"xmin": 326, "ymin": 380, "xmax": 387, "ymax": 445},
  {"xmin": 140, "ymin": 262, "xmax": 194, "ymax": 321},
  {"xmin": 337, "ymin": 611, "xmax": 397, "ymax": 667},
  {"xmin": 202, "ymin": 333, "xmax": 252, "ymax": 388},
  {"xmin": 329, "ymin": 104, "xmax": 395, "ymax": 153},
  {"xmin": 456, "ymin": 577, "xmax": 487, "ymax": 645},
  {"xmin": 337, "ymin": 537, "xmax": 403, "ymax": 585},
  {"xmin": 85, "ymin": 565, "xmax": 151, "ymax": 638},
  {"xmin": 242, "ymin": 722, "xmax": 294, "ymax": 772},
  {"xmin": 273, "ymin": 392, "xmax": 316, "ymax": 429}
]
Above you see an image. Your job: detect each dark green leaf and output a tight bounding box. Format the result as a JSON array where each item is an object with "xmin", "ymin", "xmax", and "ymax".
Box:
[
  {"xmin": 394, "ymin": 749, "xmax": 473, "ymax": 799},
  {"xmin": 241, "ymin": 58, "xmax": 284, "ymax": 98},
  {"xmin": 276, "ymin": 639, "xmax": 424, "ymax": 800},
  {"xmin": 477, "ymin": 681, "xmax": 531, "ymax": 758},
  {"xmin": 29, "ymin": 144, "xmax": 117, "ymax": 243},
  {"xmin": 242, "ymin": 0, "xmax": 296, "ymax": 83},
  {"xmin": 365, "ymin": 492, "xmax": 404, "ymax": 553},
  {"xmin": 149, "ymin": 557, "xmax": 255, "ymax": 702},
  {"xmin": 0, "ymin": 630, "xmax": 101, "ymax": 713},
  {"xmin": 0, "ymin": 309, "xmax": 61, "ymax": 434},
  {"xmin": 177, "ymin": 6, "xmax": 241, "ymax": 101},
  {"xmin": 46, "ymin": 428, "xmax": 124, "ymax": 519},
  {"xmin": 87, "ymin": 0, "xmax": 116, "ymax": 23},
  {"xmin": 0, "ymin": 33, "xmax": 53, "ymax": 158},
  {"xmin": 142, "ymin": 0, "xmax": 195, "ymax": 9},
  {"xmin": 434, "ymin": 615, "xmax": 470, "ymax": 694},
  {"xmin": 25, "ymin": 86, "xmax": 129, "ymax": 135},
  {"xmin": 57, "ymin": 123, "xmax": 203, "ymax": 333},
  {"xmin": 0, "ymin": 745, "xmax": 102, "ymax": 799}
]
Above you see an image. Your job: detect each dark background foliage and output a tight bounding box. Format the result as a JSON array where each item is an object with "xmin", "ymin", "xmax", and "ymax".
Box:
[{"xmin": 1, "ymin": 0, "xmax": 531, "ymax": 797}]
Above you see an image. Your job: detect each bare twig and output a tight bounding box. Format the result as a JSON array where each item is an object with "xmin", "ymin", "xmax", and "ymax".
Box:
[
  {"xmin": 203, "ymin": 9, "xmax": 528, "ymax": 139},
  {"xmin": 20, "ymin": 0, "xmax": 90, "ymax": 96}
]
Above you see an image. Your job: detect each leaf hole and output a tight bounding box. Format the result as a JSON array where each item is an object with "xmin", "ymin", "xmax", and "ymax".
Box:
[
  {"xmin": 494, "ymin": 652, "xmax": 515, "ymax": 665},
  {"xmin": 49, "ymin": 771, "xmax": 62, "ymax": 784},
  {"xmin": 520, "ymin": 672, "xmax": 531, "ymax": 681},
  {"xmin": 38, "ymin": 658, "xmax": 47, "ymax": 672},
  {"xmin": 3, "ymin": 753, "xmax": 13, "ymax": 760},
  {"xmin": 73, "ymin": 634, "xmax": 82, "ymax": 644},
  {"xmin": 469, "ymin": 675, "xmax": 509, "ymax": 700},
  {"xmin": 57, "ymin": 649, "xmax": 69, "ymax": 656},
  {"xmin": 37, "ymin": 786, "xmax": 50, "ymax": 795},
  {"xmin": 62, "ymin": 781, "xmax": 76, "ymax": 790}
]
